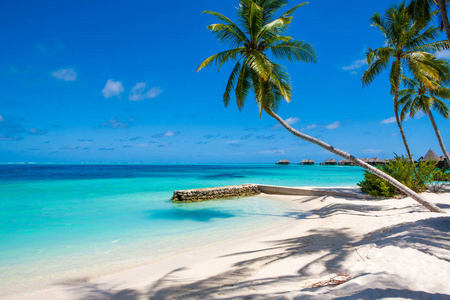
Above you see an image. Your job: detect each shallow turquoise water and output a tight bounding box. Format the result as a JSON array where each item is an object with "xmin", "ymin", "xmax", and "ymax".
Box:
[{"xmin": 0, "ymin": 164, "xmax": 364, "ymax": 295}]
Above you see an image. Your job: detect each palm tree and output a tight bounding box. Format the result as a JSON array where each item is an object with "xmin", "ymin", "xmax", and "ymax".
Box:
[
  {"xmin": 398, "ymin": 75, "xmax": 450, "ymax": 164},
  {"xmin": 362, "ymin": 2, "xmax": 449, "ymax": 163},
  {"xmin": 408, "ymin": 0, "xmax": 450, "ymax": 44},
  {"xmin": 198, "ymin": 0, "xmax": 443, "ymax": 212}
]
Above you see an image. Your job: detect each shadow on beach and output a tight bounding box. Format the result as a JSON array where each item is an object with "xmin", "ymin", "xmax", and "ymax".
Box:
[{"xmin": 63, "ymin": 193, "xmax": 450, "ymax": 300}]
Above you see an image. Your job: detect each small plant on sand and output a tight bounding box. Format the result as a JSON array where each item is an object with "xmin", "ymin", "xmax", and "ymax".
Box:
[
  {"xmin": 430, "ymin": 168, "xmax": 450, "ymax": 193},
  {"xmin": 358, "ymin": 155, "xmax": 437, "ymax": 197}
]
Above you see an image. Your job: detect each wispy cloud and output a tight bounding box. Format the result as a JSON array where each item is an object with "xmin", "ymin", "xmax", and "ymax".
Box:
[
  {"xmin": 203, "ymin": 134, "xmax": 221, "ymax": 139},
  {"xmin": 301, "ymin": 124, "xmax": 317, "ymax": 131},
  {"xmin": 226, "ymin": 140, "xmax": 241, "ymax": 147},
  {"xmin": 158, "ymin": 143, "xmax": 171, "ymax": 148},
  {"xmin": 51, "ymin": 68, "xmax": 77, "ymax": 81},
  {"xmin": 325, "ymin": 121, "xmax": 341, "ymax": 130},
  {"xmin": 102, "ymin": 79, "xmax": 124, "ymax": 98},
  {"xmin": 101, "ymin": 118, "xmax": 134, "ymax": 129},
  {"xmin": 29, "ymin": 128, "xmax": 48, "ymax": 135},
  {"xmin": 261, "ymin": 149, "xmax": 285, "ymax": 155},
  {"xmin": 256, "ymin": 134, "xmax": 276, "ymax": 140},
  {"xmin": 363, "ymin": 148, "xmax": 382, "ymax": 154},
  {"xmin": 129, "ymin": 83, "xmax": 162, "ymax": 101},
  {"xmin": 436, "ymin": 49, "xmax": 450, "ymax": 60},
  {"xmin": 273, "ymin": 116, "xmax": 300, "ymax": 129},
  {"xmin": 59, "ymin": 146, "xmax": 80, "ymax": 150},
  {"xmin": 152, "ymin": 130, "xmax": 180, "ymax": 138},
  {"xmin": 0, "ymin": 135, "xmax": 22, "ymax": 141},
  {"xmin": 0, "ymin": 115, "xmax": 4, "ymax": 122},
  {"xmin": 343, "ymin": 59, "xmax": 366, "ymax": 74},
  {"xmin": 380, "ymin": 116, "xmax": 396, "ymax": 124},
  {"xmin": 98, "ymin": 147, "xmax": 115, "ymax": 151},
  {"xmin": 240, "ymin": 134, "xmax": 253, "ymax": 140},
  {"xmin": 78, "ymin": 139, "xmax": 94, "ymax": 142},
  {"xmin": 116, "ymin": 136, "xmax": 142, "ymax": 142}
]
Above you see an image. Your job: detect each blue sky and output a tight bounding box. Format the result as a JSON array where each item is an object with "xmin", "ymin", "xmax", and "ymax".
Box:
[{"xmin": 1, "ymin": 0, "xmax": 450, "ymax": 163}]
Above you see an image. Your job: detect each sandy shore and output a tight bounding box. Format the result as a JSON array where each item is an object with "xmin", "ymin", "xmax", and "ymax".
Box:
[{"xmin": 7, "ymin": 187, "xmax": 450, "ymax": 300}]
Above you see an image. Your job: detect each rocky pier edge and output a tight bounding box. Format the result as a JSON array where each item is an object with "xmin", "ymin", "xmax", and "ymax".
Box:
[{"xmin": 171, "ymin": 184, "xmax": 373, "ymax": 202}]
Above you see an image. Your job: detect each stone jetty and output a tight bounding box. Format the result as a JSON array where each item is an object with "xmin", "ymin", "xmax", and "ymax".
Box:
[
  {"xmin": 171, "ymin": 184, "xmax": 374, "ymax": 202},
  {"xmin": 171, "ymin": 184, "xmax": 261, "ymax": 202}
]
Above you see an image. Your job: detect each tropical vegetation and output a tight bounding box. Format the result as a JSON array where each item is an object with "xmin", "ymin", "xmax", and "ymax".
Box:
[
  {"xmin": 398, "ymin": 75, "xmax": 450, "ymax": 164},
  {"xmin": 362, "ymin": 1, "xmax": 450, "ymax": 163},
  {"xmin": 408, "ymin": 0, "xmax": 450, "ymax": 43},
  {"xmin": 359, "ymin": 155, "xmax": 438, "ymax": 197},
  {"xmin": 198, "ymin": 0, "xmax": 444, "ymax": 213}
]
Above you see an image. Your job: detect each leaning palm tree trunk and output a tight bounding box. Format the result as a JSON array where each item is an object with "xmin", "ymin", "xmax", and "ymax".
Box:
[
  {"xmin": 428, "ymin": 110, "xmax": 450, "ymax": 164},
  {"xmin": 264, "ymin": 108, "xmax": 444, "ymax": 213},
  {"xmin": 438, "ymin": 0, "xmax": 450, "ymax": 43}
]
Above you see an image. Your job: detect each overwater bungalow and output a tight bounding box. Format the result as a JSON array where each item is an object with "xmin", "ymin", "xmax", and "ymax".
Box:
[
  {"xmin": 338, "ymin": 159, "xmax": 355, "ymax": 166},
  {"xmin": 276, "ymin": 159, "xmax": 290, "ymax": 165},
  {"xmin": 368, "ymin": 157, "xmax": 386, "ymax": 166},
  {"xmin": 321, "ymin": 159, "xmax": 337, "ymax": 165},
  {"xmin": 359, "ymin": 158, "xmax": 370, "ymax": 163},
  {"xmin": 300, "ymin": 159, "xmax": 314, "ymax": 165}
]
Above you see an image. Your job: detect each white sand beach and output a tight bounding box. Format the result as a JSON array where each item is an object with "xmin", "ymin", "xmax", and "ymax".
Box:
[{"xmin": 7, "ymin": 187, "xmax": 450, "ymax": 300}]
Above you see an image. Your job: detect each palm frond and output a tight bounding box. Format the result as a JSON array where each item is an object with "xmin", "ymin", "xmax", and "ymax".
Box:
[
  {"xmin": 197, "ymin": 48, "xmax": 244, "ymax": 72},
  {"xmin": 362, "ymin": 57, "xmax": 390, "ymax": 86},
  {"xmin": 223, "ymin": 62, "xmax": 243, "ymax": 107},
  {"xmin": 269, "ymin": 40, "xmax": 317, "ymax": 63},
  {"xmin": 203, "ymin": 11, "xmax": 249, "ymax": 46}
]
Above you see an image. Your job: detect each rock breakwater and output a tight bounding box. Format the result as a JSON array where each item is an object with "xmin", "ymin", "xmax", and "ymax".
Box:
[{"xmin": 171, "ymin": 184, "xmax": 261, "ymax": 202}]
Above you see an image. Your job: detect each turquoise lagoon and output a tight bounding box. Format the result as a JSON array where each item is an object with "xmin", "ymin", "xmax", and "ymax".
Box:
[{"xmin": 0, "ymin": 164, "xmax": 364, "ymax": 295}]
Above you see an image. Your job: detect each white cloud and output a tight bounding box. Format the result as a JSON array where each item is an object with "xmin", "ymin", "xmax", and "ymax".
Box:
[
  {"xmin": 380, "ymin": 116, "xmax": 396, "ymax": 124},
  {"xmin": 325, "ymin": 121, "xmax": 341, "ymax": 130},
  {"xmin": 102, "ymin": 79, "xmax": 124, "ymax": 98},
  {"xmin": 285, "ymin": 117, "xmax": 300, "ymax": 125},
  {"xmin": 342, "ymin": 59, "xmax": 366, "ymax": 71},
  {"xmin": 304, "ymin": 124, "xmax": 317, "ymax": 130},
  {"xmin": 152, "ymin": 130, "xmax": 180, "ymax": 138},
  {"xmin": 129, "ymin": 82, "xmax": 162, "ymax": 101},
  {"xmin": 163, "ymin": 130, "xmax": 178, "ymax": 137},
  {"xmin": 261, "ymin": 149, "xmax": 286, "ymax": 155},
  {"xmin": 29, "ymin": 128, "xmax": 48, "ymax": 135},
  {"xmin": 101, "ymin": 118, "xmax": 134, "ymax": 129},
  {"xmin": 51, "ymin": 68, "xmax": 77, "ymax": 81},
  {"xmin": 436, "ymin": 49, "xmax": 450, "ymax": 60},
  {"xmin": 0, "ymin": 115, "xmax": 3, "ymax": 122},
  {"xmin": 363, "ymin": 148, "xmax": 382, "ymax": 154},
  {"xmin": 415, "ymin": 111, "xmax": 425, "ymax": 119},
  {"xmin": 273, "ymin": 116, "xmax": 300, "ymax": 129}
]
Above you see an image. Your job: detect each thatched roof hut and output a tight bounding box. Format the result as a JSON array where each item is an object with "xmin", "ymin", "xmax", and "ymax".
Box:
[
  {"xmin": 321, "ymin": 159, "xmax": 337, "ymax": 165},
  {"xmin": 359, "ymin": 158, "xmax": 370, "ymax": 163},
  {"xmin": 300, "ymin": 159, "xmax": 314, "ymax": 165},
  {"xmin": 338, "ymin": 159, "xmax": 355, "ymax": 166},
  {"xmin": 423, "ymin": 149, "xmax": 439, "ymax": 162},
  {"xmin": 368, "ymin": 157, "xmax": 386, "ymax": 165},
  {"xmin": 276, "ymin": 159, "xmax": 290, "ymax": 165}
]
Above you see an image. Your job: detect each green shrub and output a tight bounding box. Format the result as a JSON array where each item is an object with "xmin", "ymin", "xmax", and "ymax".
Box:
[{"xmin": 358, "ymin": 155, "xmax": 437, "ymax": 197}]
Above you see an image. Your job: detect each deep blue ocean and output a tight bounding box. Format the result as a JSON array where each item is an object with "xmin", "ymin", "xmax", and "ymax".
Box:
[{"xmin": 0, "ymin": 164, "xmax": 364, "ymax": 296}]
